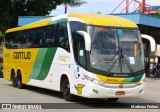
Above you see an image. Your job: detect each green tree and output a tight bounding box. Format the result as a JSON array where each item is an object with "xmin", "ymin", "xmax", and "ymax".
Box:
[
  {"xmin": 154, "ymin": 10, "xmax": 160, "ymax": 17},
  {"xmin": 0, "ymin": 0, "xmax": 10, "ymax": 34},
  {"xmin": 63, "ymin": 0, "xmax": 87, "ymax": 14},
  {"xmin": 0, "ymin": 0, "xmax": 63, "ymax": 35}
]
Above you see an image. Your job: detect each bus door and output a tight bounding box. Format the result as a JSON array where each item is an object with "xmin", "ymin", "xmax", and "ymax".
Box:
[
  {"xmin": 73, "ymin": 34, "xmax": 87, "ymax": 80},
  {"xmin": 77, "ymin": 38, "xmax": 86, "ymax": 68}
]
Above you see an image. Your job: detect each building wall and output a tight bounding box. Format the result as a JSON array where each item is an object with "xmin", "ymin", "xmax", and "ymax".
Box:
[
  {"xmin": 18, "ymin": 16, "xmax": 53, "ymax": 26},
  {"xmin": 113, "ymin": 13, "xmax": 160, "ymax": 28}
]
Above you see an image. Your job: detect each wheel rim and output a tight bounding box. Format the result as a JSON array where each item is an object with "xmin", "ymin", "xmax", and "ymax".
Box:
[{"xmin": 64, "ymin": 82, "xmax": 70, "ymax": 97}]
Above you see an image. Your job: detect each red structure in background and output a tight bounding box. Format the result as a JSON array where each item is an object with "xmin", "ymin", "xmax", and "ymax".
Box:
[{"xmin": 111, "ymin": 0, "xmax": 157, "ymax": 14}]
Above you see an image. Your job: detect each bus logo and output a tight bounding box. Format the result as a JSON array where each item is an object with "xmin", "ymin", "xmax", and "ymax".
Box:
[
  {"xmin": 74, "ymin": 84, "xmax": 85, "ymax": 95},
  {"xmin": 119, "ymin": 84, "xmax": 123, "ymax": 88},
  {"xmin": 13, "ymin": 52, "xmax": 31, "ymax": 60}
]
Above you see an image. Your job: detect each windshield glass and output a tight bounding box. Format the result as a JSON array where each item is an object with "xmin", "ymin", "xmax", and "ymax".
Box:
[
  {"xmin": 118, "ymin": 29, "xmax": 144, "ymax": 72},
  {"xmin": 89, "ymin": 26, "xmax": 144, "ymax": 75}
]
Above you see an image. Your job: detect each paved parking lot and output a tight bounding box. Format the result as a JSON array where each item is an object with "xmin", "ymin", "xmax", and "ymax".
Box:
[{"xmin": 0, "ymin": 78, "xmax": 160, "ymax": 112}]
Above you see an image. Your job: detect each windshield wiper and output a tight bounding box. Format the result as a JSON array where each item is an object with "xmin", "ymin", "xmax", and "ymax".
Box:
[
  {"xmin": 107, "ymin": 56, "xmax": 119, "ymax": 74},
  {"xmin": 107, "ymin": 46, "xmax": 135, "ymax": 75},
  {"xmin": 119, "ymin": 46, "xmax": 135, "ymax": 75}
]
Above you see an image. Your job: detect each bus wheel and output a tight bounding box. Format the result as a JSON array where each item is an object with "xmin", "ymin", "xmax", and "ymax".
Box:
[
  {"xmin": 62, "ymin": 78, "xmax": 74, "ymax": 101},
  {"xmin": 11, "ymin": 71, "xmax": 17, "ymax": 87},
  {"xmin": 108, "ymin": 98, "xmax": 119, "ymax": 102},
  {"xmin": 17, "ymin": 71, "xmax": 24, "ymax": 89}
]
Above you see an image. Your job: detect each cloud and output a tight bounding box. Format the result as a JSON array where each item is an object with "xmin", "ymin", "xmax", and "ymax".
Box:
[
  {"xmin": 56, "ymin": 5, "xmax": 65, "ymax": 10},
  {"xmin": 146, "ymin": 0, "xmax": 160, "ymax": 5}
]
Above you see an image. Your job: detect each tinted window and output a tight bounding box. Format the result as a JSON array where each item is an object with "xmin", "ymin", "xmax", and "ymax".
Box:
[
  {"xmin": 5, "ymin": 22, "xmax": 70, "ymax": 52},
  {"xmin": 44, "ymin": 25, "xmax": 57, "ymax": 47},
  {"xmin": 17, "ymin": 31, "xmax": 27, "ymax": 48},
  {"xmin": 26, "ymin": 31, "xmax": 33, "ymax": 48},
  {"xmin": 57, "ymin": 22, "xmax": 69, "ymax": 51},
  {"xmin": 70, "ymin": 21, "xmax": 87, "ymax": 67},
  {"xmin": 33, "ymin": 28, "xmax": 44, "ymax": 48},
  {"xmin": 5, "ymin": 32, "xmax": 18, "ymax": 49}
]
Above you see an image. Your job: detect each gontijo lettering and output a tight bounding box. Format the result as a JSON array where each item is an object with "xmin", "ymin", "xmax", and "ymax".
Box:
[{"xmin": 13, "ymin": 52, "xmax": 31, "ymax": 59}]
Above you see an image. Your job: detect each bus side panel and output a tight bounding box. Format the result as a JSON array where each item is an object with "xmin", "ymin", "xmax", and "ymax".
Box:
[
  {"xmin": 27, "ymin": 48, "xmax": 75, "ymax": 91},
  {"xmin": 3, "ymin": 47, "xmax": 39, "ymax": 84},
  {"xmin": 27, "ymin": 48, "xmax": 58, "ymax": 89},
  {"xmin": 44, "ymin": 47, "xmax": 75, "ymax": 91}
]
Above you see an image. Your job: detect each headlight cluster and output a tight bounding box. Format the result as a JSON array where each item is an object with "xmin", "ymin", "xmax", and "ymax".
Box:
[
  {"xmin": 135, "ymin": 79, "xmax": 145, "ymax": 85},
  {"xmin": 84, "ymin": 75, "xmax": 105, "ymax": 85}
]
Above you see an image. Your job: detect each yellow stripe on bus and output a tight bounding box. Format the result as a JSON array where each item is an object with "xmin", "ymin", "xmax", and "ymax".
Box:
[
  {"xmin": 95, "ymin": 74, "xmax": 133, "ymax": 84},
  {"xmin": 69, "ymin": 13, "xmax": 137, "ymax": 28},
  {"xmin": 6, "ymin": 18, "xmax": 52, "ymax": 33}
]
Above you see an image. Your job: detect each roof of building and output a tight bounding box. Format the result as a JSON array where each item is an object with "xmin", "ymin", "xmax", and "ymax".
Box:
[
  {"xmin": 18, "ymin": 16, "xmax": 53, "ymax": 26},
  {"xmin": 113, "ymin": 13, "xmax": 160, "ymax": 28}
]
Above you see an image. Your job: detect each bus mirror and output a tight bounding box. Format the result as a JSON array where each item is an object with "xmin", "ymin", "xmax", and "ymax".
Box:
[
  {"xmin": 141, "ymin": 34, "xmax": 156, "ymax": 52},
  {"xmin": 77, "ymin": 31, "xmax": 91, "ymax": 51}
]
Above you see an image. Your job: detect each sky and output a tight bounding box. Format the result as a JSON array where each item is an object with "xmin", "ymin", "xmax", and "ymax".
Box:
[{"xmin": 50, "ymin": 0, "xmax": 160, "ymax": 16}]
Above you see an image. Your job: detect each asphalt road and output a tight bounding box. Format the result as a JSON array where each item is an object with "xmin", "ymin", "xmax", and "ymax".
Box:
[{"xmin": 0, "ymin": 77, "xmax": 160, "ymax": 112}]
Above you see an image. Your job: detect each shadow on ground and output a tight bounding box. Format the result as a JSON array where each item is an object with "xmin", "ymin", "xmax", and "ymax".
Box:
[{"xmin": 6, "ymin": 82, "xmax": 159, "ymax": 109}]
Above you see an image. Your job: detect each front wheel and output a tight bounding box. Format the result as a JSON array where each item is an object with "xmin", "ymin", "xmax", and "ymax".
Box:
[{"xmin": 62, "ymin": 78, "xmax": 74, "ymax": 101}]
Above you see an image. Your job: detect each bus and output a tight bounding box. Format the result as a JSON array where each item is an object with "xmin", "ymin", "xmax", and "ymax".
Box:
[{"xmin": 3, "ymin": 13, "xmax": 155, "ymax": 101}]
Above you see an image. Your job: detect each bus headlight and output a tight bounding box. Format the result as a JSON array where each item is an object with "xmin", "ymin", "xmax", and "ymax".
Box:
[
  {"xmin": 135, "ymin": 79, "xmax": 145, "ymax": 85},
  {"xmin": 84, "ymin": 75, "xmax": 104, "ymax": 85},
  {"xmin": 93, "ymin": 80, "xmax": 103, "ymax": 85},
  {"xmin": 84, "ymin": 75, "xmax": 94, "ymax": 82}
]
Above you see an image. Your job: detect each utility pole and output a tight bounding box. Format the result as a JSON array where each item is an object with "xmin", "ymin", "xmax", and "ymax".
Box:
[
  {"xmin": 142, "ymin": 0, "xmax": 146, "ymax": 13},
  {"xmin": 126, "ymin": 0, "xmax": 129, "ymax": 13}
]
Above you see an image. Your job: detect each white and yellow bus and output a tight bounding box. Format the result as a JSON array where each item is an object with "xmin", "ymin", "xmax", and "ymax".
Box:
[{"xmin": 3, "ymin": 13, "xmax": 155, "ymax": 101}]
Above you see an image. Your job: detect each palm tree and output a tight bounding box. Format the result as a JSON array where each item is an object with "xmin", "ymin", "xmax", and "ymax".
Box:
[{"xmin": 63, "ymin": 0, "xmax": 87, "ymax": 14}]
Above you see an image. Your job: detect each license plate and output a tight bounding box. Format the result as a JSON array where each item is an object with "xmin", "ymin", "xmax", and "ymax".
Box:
[{"xmin": 115, "ymin": 91, "xmax": 125, "ymax": 95}]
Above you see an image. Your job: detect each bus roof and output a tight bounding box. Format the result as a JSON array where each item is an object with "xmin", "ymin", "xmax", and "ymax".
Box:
[
  {"xmin": 68, "ymin": 13, "xmax": 137, "ymax": 28},
  {"xmin": 6, "ymin": 13, "xmax": 137, "ymax": 33}
]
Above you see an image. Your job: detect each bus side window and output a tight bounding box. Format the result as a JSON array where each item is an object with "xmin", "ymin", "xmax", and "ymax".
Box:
[
  {"xmin": 70, "ymin": 21, "xmax": 87, "ymax": 68},
  {"xmin": 57, "ymin": 22, "xmax": 70, "ymax": 52},
  {"xmin": 5, "ymin": 33, "xmax": 12, "ymax": 49},
  {"xmin": 33, "ymin": 28, "xmax": 44, "ymax": 48},
  {"xmin": 44, "ymin": 25, "xmax": 56, "ymax": 47},
  {"xmin": 26, "ymin": 31, "xmax": 33, "ymax": 48},
  {"xmin": 77, "ymin": 36, "xmax": 86, "ymax": 68},
  {"xmin": 17, "ymin": 31, "xmax": 27, "ymax": 48},
  {"xmin": 12, "ymin": 32, "xmax": 18, "ymax": 49}
]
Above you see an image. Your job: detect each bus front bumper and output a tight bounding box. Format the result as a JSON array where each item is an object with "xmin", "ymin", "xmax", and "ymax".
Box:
[{"xmin": 82, "ymin": 82, "xmax": 145, "ymax": 98}]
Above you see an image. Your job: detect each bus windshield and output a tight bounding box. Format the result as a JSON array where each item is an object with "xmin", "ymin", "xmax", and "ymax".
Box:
[{"xmin": 89, "ymin": 26, "xmax": 144, "ymax": 76}]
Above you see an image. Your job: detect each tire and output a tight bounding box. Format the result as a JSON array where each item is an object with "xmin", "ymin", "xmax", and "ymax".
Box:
[
  {"xmin": 108, "ymin": 98, "xmax": 119, "ymax": 102},
  {"xmin": 62, "ymin": 78, "xmax": 74, "ymax": 101},
  {"xmin": 11, "ymin": 71, "xmax": 17, "ymax": 87},
  {"xmin": 17, "ymin": 71, "xmax": 24, "ymax": 89},
  {"xmin": 0, "ymin": 74, "xmax": 3, "ymax": 78}
]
